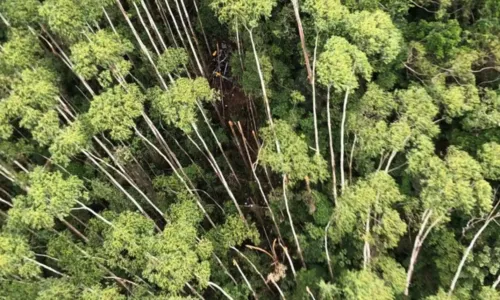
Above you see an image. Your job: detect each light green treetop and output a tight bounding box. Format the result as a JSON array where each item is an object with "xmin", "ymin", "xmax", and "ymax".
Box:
[
  {"xmin": 87, "ymin": 83, "xmax": 145, "ymax": 140},
  {"xmin": 144, "ymin": 194, "xmax": 213, "ymax": 293},
  {"xmin": 0, "ymin": 67, "xmax": 60, "ymax": 145},
  {"xmin": 157, "ymin": 48, "xmax": 189, "ymax": 75},
  {"xmin": 462, "ymin": 89, "xmax": 500, "ymax": 130},
  {"xmin": 436, "ymin": 84, "xmax": 480, "ymax": 120},
  {"xmin": 409, "ymin": 146, "xmax": 493, "ymax": 217},
  {"xmin": 0, "ymin": 30, "xmax": 45, "ymax": 73},
  {"xmin": 0, "ymin": 233, "xmax": 40, "ymax": 279},
  {"xmin": 81, "ymin": 285, "xmax": 126, "ymax": 300},
  {"xmin": 340, "ymin": 270, "xmax": 394, "ymax": 300},
  {"xmin": 259, "ymin": 120, "xmax": 329, "ymax": 184},
  {"xmin": 47, "ymin": 232, "xmax": 104, "ymax": 286},
  {"xmin": 70, "ymin": 30, "xmax": 133, "ymax": 81},
  {"xmin": 101, "ymin": 211, "xmax": 156, "ymax": 273},
  {"xmin": 7, "ymin": 167, "xmax": 88, "ymax": 230},
  {"xmin": 150, "ymin": 77, "xmax": 215, "ymax": 133},
  {"xmin": 396, "ymin": 85, "xmax": 439, "ymax": 138},
  {"xmin": 49, "ymin": 117, "xmax": 92, "ymax": 165},
  {"xmin": 0, "ymin": 0, "xmax": 41, "ymax": 25},
  {"xmin": 210, "ymin": 0, "xmax": 277, "ymax": 28},
  {"xmin": 333, "ymin": 172, "xmax": 406, "ymax": 252},
  {"xmin": 317, "ymin": 36, "xmax": 372, "ymax": 91},
  {"xmin": 303, "ymin": 0, "xmax": 349, "ymax": 32},
  {"xmin": 478, "ymin": 142, "xmax": 500, "ymax": 180},
  {"xmin": 39, "ymin": 0, "xmax": 113, "ymax": 42},
  {"xmin": 346, "ymin": 10, "xmax": 403, "ymax": 65}
]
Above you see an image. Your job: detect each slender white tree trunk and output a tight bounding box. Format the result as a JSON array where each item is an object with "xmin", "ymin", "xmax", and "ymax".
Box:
[
  {"xmin": 172, "ymin": 0, "xmax": 205, "ymax": 76},
  {"xmin": 280, "ymin": 243, "xmax": 297, "ymax": 278},
  {"xmin": 405, "ymin": 209, "xmax": 441, "ymax": 296},
  {"xmin": 290, "ymin": 0, "xmax": 312, "ymax": 82},
  {"xmin": 283, "ymin": 175, "xmax": 306, "ymax": 267},
  {"xmin": 325, "ymin": 220, "xmax": 334, "ymax": 280},
  {"xmin": 340, "ymin": 89, "xmax": 350, "ymax": 193},
  {"xmin": 191, "ymin": 123, "xmax": 246, "ymax": 222},
  {"xmin": 132, "ymin": 2, "xmax": 161, "ymax": 55},
  {"xmin": 208, "ymin": 282, "xmax": 234, "ymax": 300},
  {"xmin": 363, "ymin": 208, "xmax": 371, "ymax": 269},
  {"xmin": 493, "ymin": 273, "xmax": 500, "ymax": 289},
  {"xmin": 233, "ymin": 259, "xmax": 258, "ymax": 299},
  {"xmin": 192, "ymin": 0, "xmax": 212, "ymax": 55},
  {"xmin": 141, "ymin": 0, "xmax": 168, "ymax": 50},
  {"xmin": 312, "ymin": 34, "xmax": 320, "ymax": 155},
  {"xmin": 449, "ymin": 201, "xmax": 500, "ymax": 295},
  {"xmin": 231, "ymin": 246, "xmax": 272, "ymax": 291},
  {"xmin": 115, "ymin": 1, "xmax": 168, "ymax": 89},
  {"xmin": 236, "ymin": 122, "xmax": 282, "ymax": 240},
  {"xmin": 326, "ymin": 86, "xmax": 338, "ymax": 204},
  {"xmin": 246, "ymin": 27, "xmax": 281, "ymax": 154},
  {"xmin": 195, "ymin": 101, "xmax": 240, "ymax": 185}
]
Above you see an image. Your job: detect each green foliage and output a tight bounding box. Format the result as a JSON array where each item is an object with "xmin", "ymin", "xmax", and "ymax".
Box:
[
  {"xmin": 150, "ymin": 77, "xmax": 215, "ymax": 133},
  {"xmin": 101, "ymin": 211, "xmax": 155, "ymax": 273},
  {"xmin": 144, "ymin": 195, "xmax": 212, "ymax": 293},
  {"xmin": 157, "ymin": 48, "xmax": 189, "ymax": 75},
  {"xmin": 81, "ymin": 285, "xmax": 126, "ymax": 300},
  {"xmin": 346, "ymin": 10, "xmax": 402, "ymax": 65},
  {"xmin": 39, "ymin": 0, "xmax": 111, "ymax": 42},
  {"xmin": 396, "ymin": 85, "xmax": 439, "ymax": 137},
  {"xmin": 0, "ymin": 233, "xmax": 40, "ymax": 279},
  {"xmin": 71, "ymin": 30, "xmax": 133, "ymax": 80},
  {"xmin": 88, "ymin": 83, "xmax": 145, "ymax": 140},
  {"xmin": 231, "ymin": 51, "xmax": 273, "ymax": 98},
  {"xmin": 0, "ymin": 30, "xmax": 45, "ymax": 73},
  {"xmin": 412, "ymin": 20, "xmax": 462, "ymax": 60},
  {"xmin": 463, "ymin": 89, "xmax": 500, "ymax": 130},
  {"xmin": 8, "ymin": 167, "xmax": 88, "ymax": 229},
  {"xmin": 49, "ymin": 118, "xmax": 92, "ymax": 165},
  {"xmin": 47, "ymin": 233, "xmax": 104, "ymax": 285},
  {"xmin": 208, "ymin": 215, "xmax": 260, "ymax": 255},
  {"xmin": 333, "ymin": 172, "xmax": 406, "ymax": 254},
  {"xmin": 478, "ymin": 142, "xmax": 500, "ymax": 180},
  {"xmin": 0, "ymin": 0, "xmax": 40, "ymax": 25},
  {"xmin": 411, "ymin": 146, "xmax": 492, "ymax": 216},
  {"xmin": 340, "ymin": 270, "xmax": 394, "ymax": 300},
  {"xmin": 303, "ymin": 0, "xmax": 348, "ymax": 32},
  {"xmin": 436, "ymin": 84, "xmax": 480, "ymax": 119},
  {"xmin": 210, "ymin": 0, "xmax": 277, "ymax": 28},
  {"xmin": 374, "ymin": 256, "xmax": 406, "ymax": 295},
  {"xmin": 317, "ymin": 36, "xmax": 372, "ymax": 91},
  {"xmin": 259, "ymin": 120, "xmax": 328, "ymax": 184},
  {"xmin": 36, "ymin": 279, "xmax": 79, "ymax": 300},
  {"xmin": 1, "ymin": 1, "xmax": 500, "ymax": 299}
]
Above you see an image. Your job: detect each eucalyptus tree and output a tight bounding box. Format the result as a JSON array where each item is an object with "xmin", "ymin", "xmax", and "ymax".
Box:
[
  {"xmin": 316, "ymin": 36, "xmax": 372, "ymax": 194},
  {"xmin": 404, "ymin": 146, "xmax": 493, "ymax": 296},
  {"xmin": 210, "ymin": 0, "xmax": 279, "ymax": 149}
]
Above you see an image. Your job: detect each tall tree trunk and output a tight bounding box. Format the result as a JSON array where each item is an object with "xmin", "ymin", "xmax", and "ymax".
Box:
[
  {"xmin": 363, "ymin": 208, "xmax": 371, "ymax": 269},
  {"xmin": 312, "ymin": 34, "xmax": 320, "ymax": 155},
  {"xmin": 246, "ymin": 27, "xmax": 281, "ymax": 154},
  {"xmin": 405, "ymin": 209, "xmax": 442, "ymax": 296},
  {"xmin": 115, "ymin": 0, "xmax": 168, "ymax": 89},
  {"xmin": 191, "ymin": 123, "xmax": 246, "ymax": 222},
  {"xmin": 172, "ymin": 0, "xmax": 206, "ymax": 76},
  {"xmin": 283, "ymin": 175, "xmax": 306, "ymax": 268},
  {"xmin": 449, "ymin": 202, "xmax": 500, "ymax": 296},
  {"xmin": 340, "ymin": 89, "xmax": 350, "ymax": 193},
  {"xmin": 325, "ymin": 220, "xmax": 334, "ymax": 280},
  {"xmin": 326, "ymin": 86, "xmax": 338, "ymax": 204},
  {"xmin": 290, "ymin": 0, "xmax": 312, "ymax": 82}
]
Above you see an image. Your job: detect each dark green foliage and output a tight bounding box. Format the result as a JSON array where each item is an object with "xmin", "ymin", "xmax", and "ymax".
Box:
[{"xmin": 0, "ymin": 0, "xmax": 499, "ymax": 299}]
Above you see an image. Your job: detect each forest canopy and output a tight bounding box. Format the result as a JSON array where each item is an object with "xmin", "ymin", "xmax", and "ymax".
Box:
[{"xmin": 0, "ymin": 0, "xmax": 500, "ymax": 299}]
